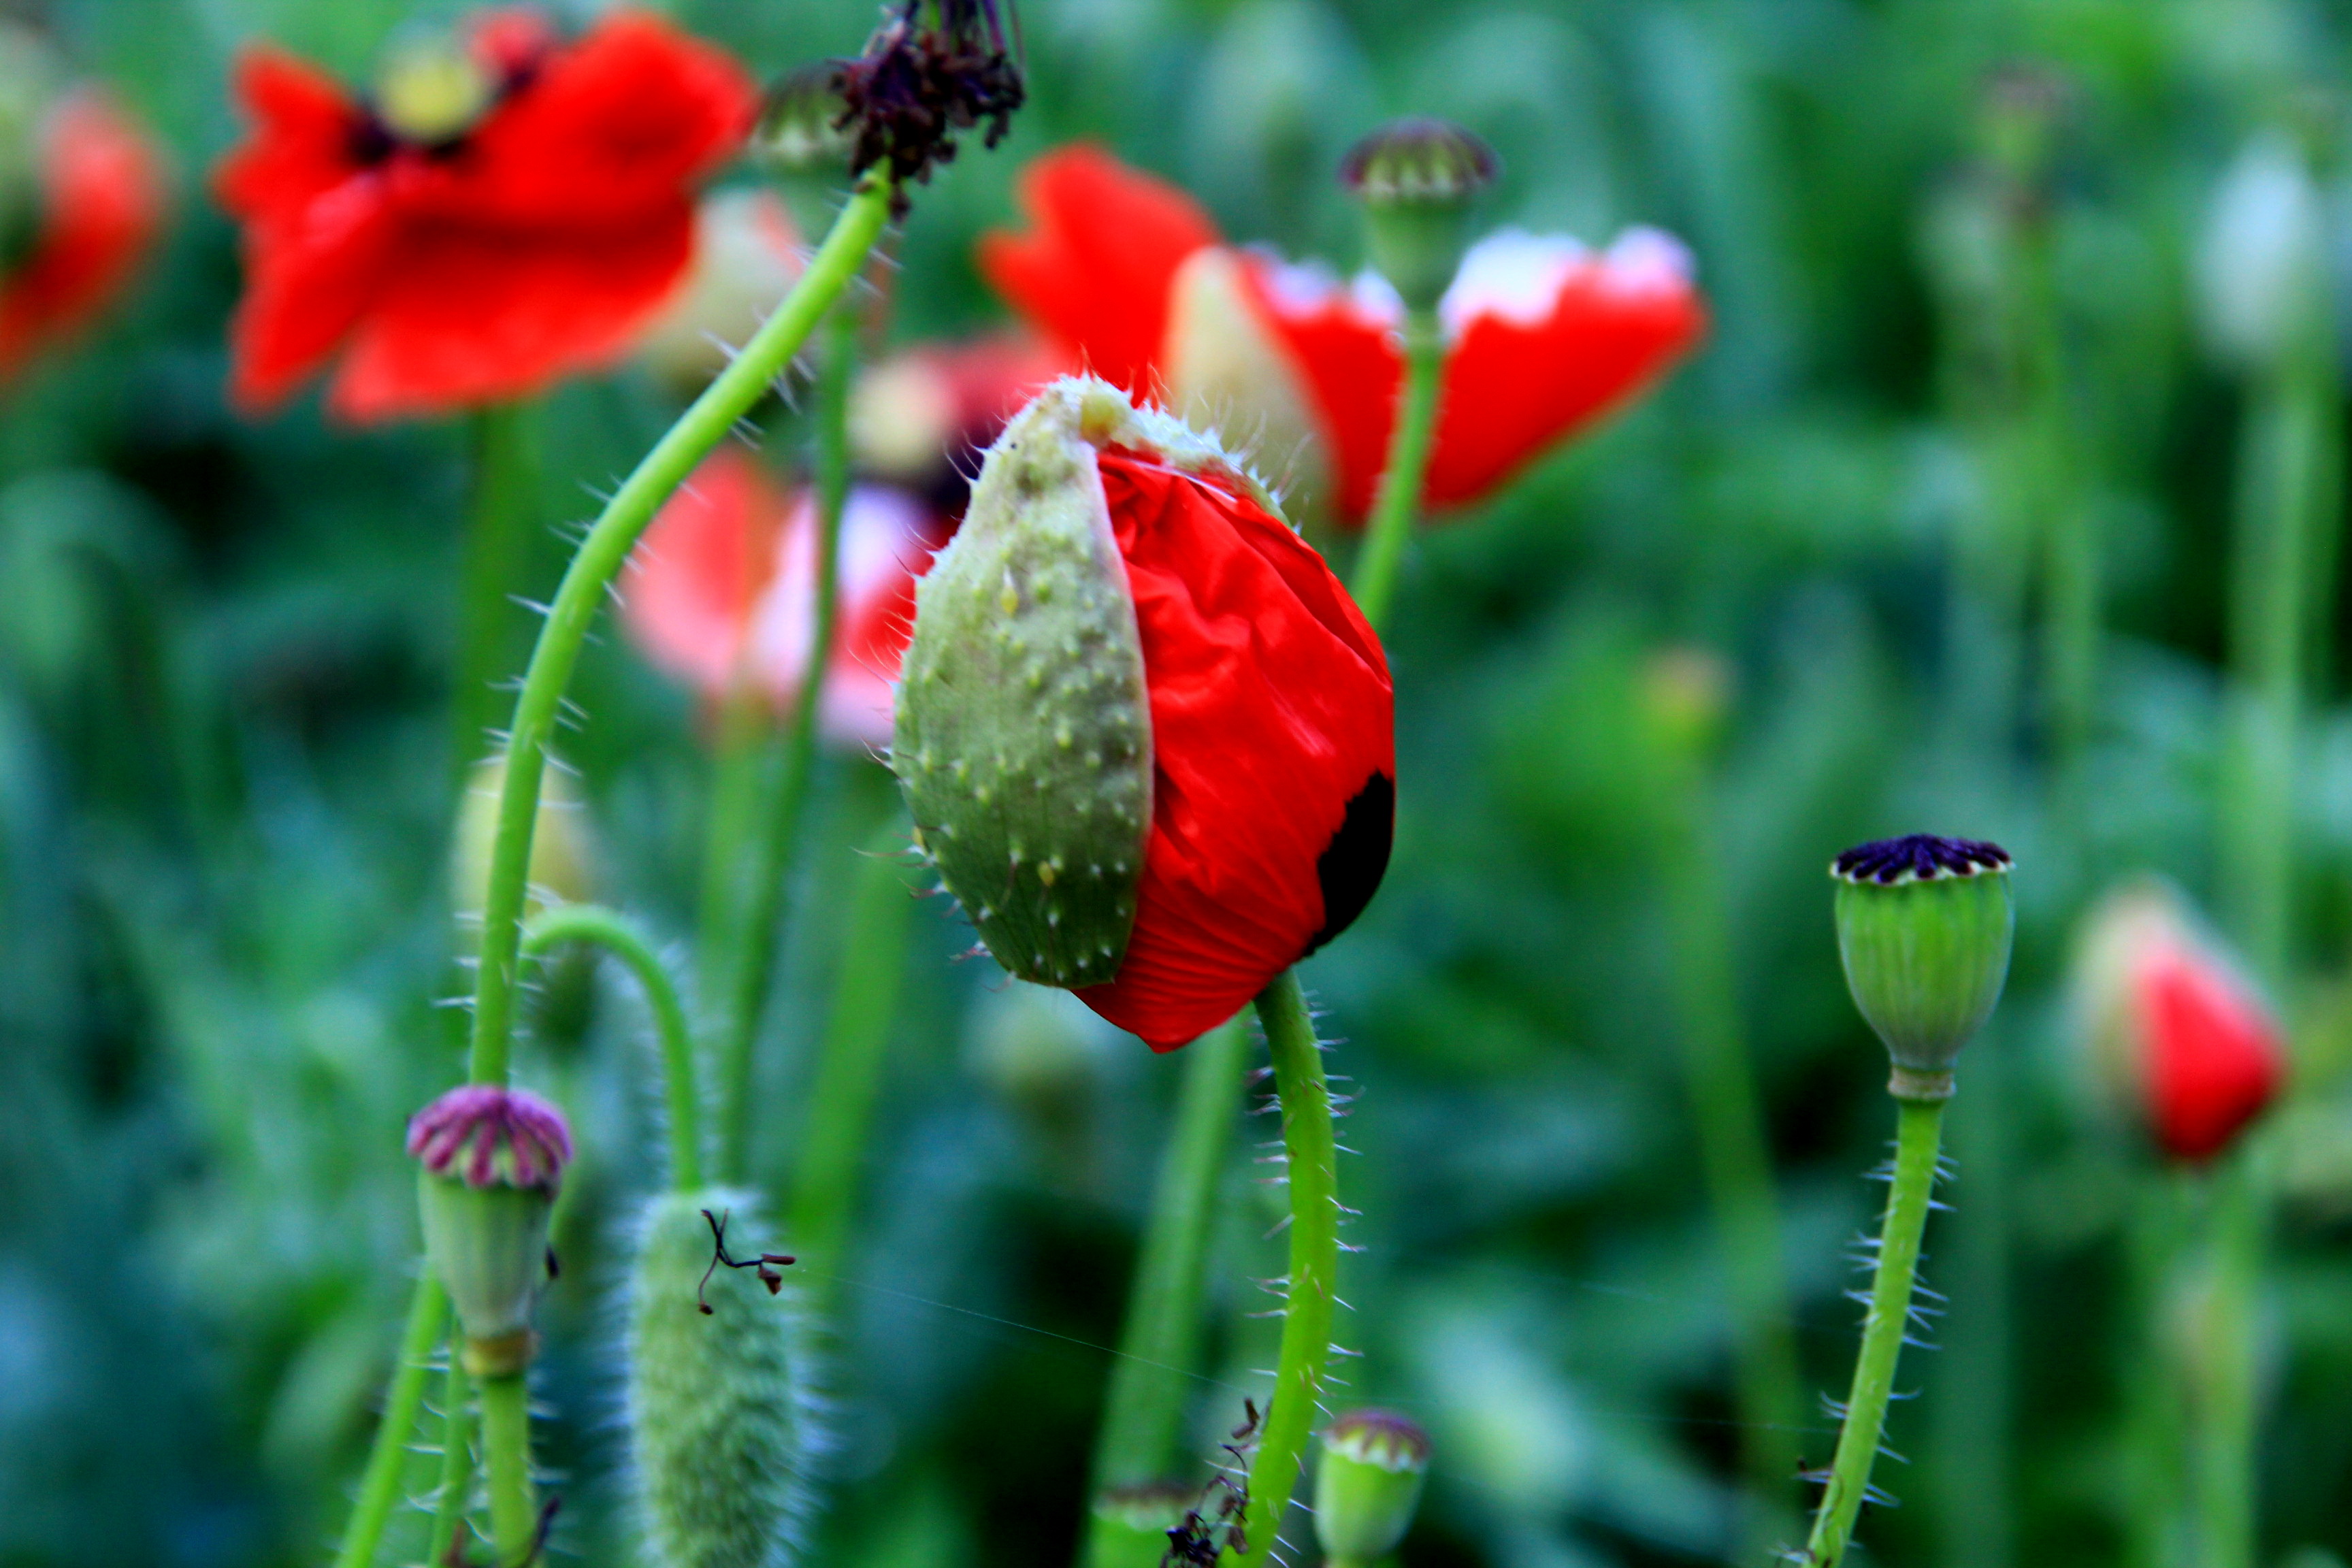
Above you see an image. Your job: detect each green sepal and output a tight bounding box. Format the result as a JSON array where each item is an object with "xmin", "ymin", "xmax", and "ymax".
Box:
[{"xmin": 417, "ymin": 1170, "xmax": 555, "ymax": 1343}]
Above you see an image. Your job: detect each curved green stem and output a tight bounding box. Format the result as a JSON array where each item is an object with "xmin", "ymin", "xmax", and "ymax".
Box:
[
  {"xmin": 785, "ymin": 815, "xmax": 917, "ymax": 1287},
  {"xmin": 716, "ymin": 301, "xmax": 858, "ymax": 1180},
  {"xmin": 330, "ymin": 1277, "xmax": 448, "ymax": 1568},
  {"xmin": 429, "ymin": 1358, "xmax": 476, "ymax": 1565},
  {"xmin": 1348, "ymin": 308, "xmax": 1444, "ymax": 633},
  {"xmin": 1084, "ymin": 1015, "xmax": 1249, "ymax": 1540},
  {"xmin": 1804, "ymin": 1096, "xmax": 1947, "ymax": 1568},
  {"xmin": 522, "ymin": 903, "xmax": 700, "ymax": 1191},
  {"xmin": 477, "ymin": 1372, "xmax": 535, "ymax": 1565},
  {"xmin": 463, "ymin": 172, "xmax": 892, "ymax": 1090},
  {"xmin": 453, "ymin": 405, "xmax": 537, "ymax": 784},
  {"xmin": 1227, "ymin": 970, "xmax": 1339, "ymax": 1568}
]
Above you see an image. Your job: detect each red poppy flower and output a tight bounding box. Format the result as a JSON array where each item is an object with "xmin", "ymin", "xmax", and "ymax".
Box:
[
  {"xmin": 894, "ymin": 379, "xmax": 1394, "ymax": 1049},
  {"xmin": 2136, "ymin": 941, "xmax": 2283, "ymax": 1162},
  {"xmin": 624, "ymin": 445, "xmax": 946, "ymax": 747},
  {"xmin": 0, "ymin": 87, "xmax": 167, "ymax": 380},
  {"xmin": 215, "ymin": 8, "xmax": 756, "ymax": 422},
  {"xmin": 977, "ymin": 145, "xmax": 1705, "ymax": 526}
]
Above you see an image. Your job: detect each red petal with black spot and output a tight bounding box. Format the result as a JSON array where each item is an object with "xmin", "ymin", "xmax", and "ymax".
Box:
[
  {"xmin": 2139, "ymin": 944, "xmax": 2284, "ymax": 1162},
  {"xmin": 215, "ymin": 8, "xmax": 755, "ymax": 423},
  {"xmin": 975, "ymin": 143, "xmax": 1218, "ymax": 395},
  {"xmin": 1071, "ymin": 448, "xmax": 1394, "ymax": 1049},
  {"xmin": 0, "ymin": 88, "xmax": 167, "ymax": 380}
]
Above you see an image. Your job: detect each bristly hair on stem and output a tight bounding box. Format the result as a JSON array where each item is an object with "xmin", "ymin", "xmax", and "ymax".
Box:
[{"xmin": 832, "ymin": 0, "xmax": 1024, "ymax": 212}]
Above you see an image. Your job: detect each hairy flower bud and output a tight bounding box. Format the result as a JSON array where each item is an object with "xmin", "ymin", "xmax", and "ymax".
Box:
[
  {"xmin": 2074, "ymin": 881, "xmax": 2283, "ymax": 1162},
  {"xmin": 408, "ymin": 1085, "xmax": 572, "ymax": 1371},
  {"xmin": 1339, "ymin": 117, "xmax": 1499, "ymax": 313},
  {"xmin": 1315, "ymin": 1409, "xmax": 1432, "ymax": 1566},
  {"xmin": 626, "ymin": 1191, "xmax": 817, "ymax": 1568},
  {"xmin": 1831, "ymin": 835, "xmax": 2014, "ymax": 1098},
  {"xmin": 894, "ymin": 376, "xmax": 1394, "ymax": 1047}
]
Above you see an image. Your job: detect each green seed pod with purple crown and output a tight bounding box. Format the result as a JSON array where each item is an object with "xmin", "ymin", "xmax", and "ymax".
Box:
[
  {"xmin": 1340, "ymin": 118, "xmax": 1499, "ymax": 313},
  {"xmin": 1314, "ymin": 1409, "xmax": 1432, "ymax": 1568},
  {"xmin": 1831, "ymin": 835, "xmax": 2015, "ymax": 1100},
  {"xmin": 408, "ymin": 1085, "xmax": 572, "ymax": 1374}
]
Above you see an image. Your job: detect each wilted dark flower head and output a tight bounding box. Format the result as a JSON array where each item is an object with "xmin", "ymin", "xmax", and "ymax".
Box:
[
  {"xmin": 407, "ymin": 1083, "xmax": 573, "ymax": 1190},
  {"xmin": 832, "ymin": 0, "xmax": 1023, "ymax": 211}
]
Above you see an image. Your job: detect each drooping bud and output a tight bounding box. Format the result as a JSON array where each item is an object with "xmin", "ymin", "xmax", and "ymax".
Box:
[
  {"xmin": 1831, "ymin": 835, "xmax": 2014, "ymax": 1099},
  {"xmin": 755, "ymin": 63, "xmax": 854, "ymax": 177},
  {"xmin": 1314, "ymin": 1409, "xmax": 1432, "ymax": 1567},
  {"xmin": 1086, "ymin": 1482, "xmax": 1197, "ymax": 1568},
  {"xmin": 408, "ymin": 1085, "xmax": 572, "ymax": 1372},
  {"xmin": 373, "ymin": 33, "xmax": 497, "ymax": 146},
  {"xmin": 1339, "ymin": 117, "xmax": 1499, "ymax": 314},
  {"xmin": 626, "ymin": 1191, "xmax": 817, "ymax": 1568},
  {"xmin": 2074, "ymin": 880, "xmax": 2284, "ymax": 1162},
  {"xmin": 894, "ymin": 376, "xmax": 1394, "ymax": 1048}
]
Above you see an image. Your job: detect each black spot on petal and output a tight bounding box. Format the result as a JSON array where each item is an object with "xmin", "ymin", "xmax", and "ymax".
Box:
[{"xmin": 1303, "ymin": 772, "xmax": 1393, "ymax": 956}]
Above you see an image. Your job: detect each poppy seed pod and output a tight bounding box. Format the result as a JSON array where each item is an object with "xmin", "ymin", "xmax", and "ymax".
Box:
[
  {"xmin": 1340, "ymin": 117, "xmax": 1499, "ymax": 313},
  {"xmin": 1831, "ymin": 835, "xmax": 2014, "ymax": 1099},
  {"xmin": 894, "ymin": 376, "xmax": 1394, "ymax": 1049},
  {"xmin": 626, "ymin": 1191, "xmax": 817, "ymax": 1568},
  {"xmin": 408, "ymin": 1085, "xmax": 572, "ymax": 1373},
  {"xmin": 1087, "ymin": 1482, "xmax": 1198, "ymax": 1568},
  {"xmin": 1315, "ymin": 1409, "xmax": 1432, "ymax": 1567}
]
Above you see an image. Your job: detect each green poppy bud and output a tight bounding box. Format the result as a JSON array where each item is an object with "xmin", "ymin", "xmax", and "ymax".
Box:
[
  {"xmin": 1339, "ymin": 117, "xmax": 1499, "ymax": 314},
  {"xmin": 1831, "ymin": 835, "xmax": 2015, "ymax": 1099},
  {"xmin": 627, "ymin": 1190, "xmax": 817, "ymax": 1568},
  {"xmin": 408, "ymin": 1085, "xmax": 572, "ymax": 1373},
  {"xmin": 1315, "ymin": 1409, "xmax": 1432, "ymax": 1567},
  {"xmin": 1086, "ymin": 1482, "xmax": 1197, "ymax": 1568}
]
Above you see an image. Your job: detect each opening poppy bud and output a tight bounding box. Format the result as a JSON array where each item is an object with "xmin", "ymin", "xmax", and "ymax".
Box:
[
  {"xmin": 625, "ymin": 1191, "xmax": 816, "ymax": 1568},
  {"xmin": 2074, "ymin": 881, "xmax": 2284, "ymax": 1162},
  {"xmin": 408, "ymin": 1085, "xmax": 572, "ymax": 1371},
  {"xmin": 1088, "ymin": 1481, "xmax": 1197, "ymax": 1568},
  {"xmin": 756, "ymin": 63, "xmax": 854, "ymax": 176},
  {"xmin": 894, "ymin": 376, "xmax": 1394, "ymax": 1048},
  {"xmin": 1315, "ymin": 1409, "xmax": 1432, "ymax": 1567},
  {"xmin": 1339, "ymin": 117, "xmax": 1499, "ymax": 314},
  {"xmin": 1831, "ymin": 835, "xmax": 2014, "ymax": 1099},
  {"xmin": 373, "ymin": 34, "xmax": 495, "ymax": 146}
]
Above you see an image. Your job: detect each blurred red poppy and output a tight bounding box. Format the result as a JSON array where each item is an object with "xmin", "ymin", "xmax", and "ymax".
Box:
[
  {"xmin": 0, "ymin": 87, "xmax": 167, "ymax": 380},
  {"xmin": 2136, "ymin": 941, "xmax": 2283, "ymax": 1163},
  {"xmin": 624, "ymin": 445, "xmax": 947, "ymax": 747},
  {"xmin": 216, "ymin": 8, "xmax": 755, "ymax": 422},
  {"xmin": 977, "ymin": 144, "xmax": 1706, "ymax": 526}
]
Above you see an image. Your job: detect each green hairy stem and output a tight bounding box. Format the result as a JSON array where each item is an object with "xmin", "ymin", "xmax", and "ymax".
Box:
[
  {"xmin": 478, "ymin": 1371, "xmax": 536, "ymax": 1564},
  {"xmin": 1805, "ymin": 1096, "xmax": 1948, "ymax": 1568},
  {"xmin": 1226, "ymin": 970, "xmax": 1340, "ymax": 1568},
  {"xmin": 329, "ymin": 1277, "xmax": 448, "ymax": 1568},
  {"xmin": 522, "ymin": 903, "xmax": 700, "ymax": 1191},
  {"xmin": 1349, "ymin": 307, "xmax": 1444, "ymax": 633},
  {"xmin": 429, "ymin": 1358, "xmax": 476, "ymax": 1565}
]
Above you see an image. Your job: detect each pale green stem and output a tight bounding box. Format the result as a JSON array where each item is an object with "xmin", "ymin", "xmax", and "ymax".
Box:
[
  {"xmin": 693, "ymin": 676, "xmax": 774, "ymax": 1005},
  {"xmin": 522, "ymin": 903, "xmax": 700, "ymax": 1191},
  {"xmin": 1226, "ymin": 970, "xmax": 1339, "ymax": 1568},
  {"xmin": 429, "ymin": 1358, "xmax": 475, "ymax": 1566},
  {"xmin": 453, "ymin": 405, "xmax": 536, "ymax": 784},
  {"xmin": 463, "ymin": 172, "xmax": 892, "ymax": 1090},
  {"xmin": 329, "ymin": 1277, "xmax": 448, "ymax": 1568},
  {"xmin": 717, "ymin": 301, "xmax": 858, "ymax": 1181},
  {"xmin": 1803, "ymin": 1096, "xmax": 1947, "ymax": 1568},
  {"xmin": 1083, "ymin": 1016, "xmax": 1249, "ymax": 1544},
  {"xmin": 1933, "ymin": 1036, "xmax": 2015, "ymax": 1568},
  {"xmin": 785, "ymin": 815, "xmax": 916, "ymax": 1289},
  {"xmin": 477, "ymin": 1372, "xmax": 535, "ymax": 1565},
  {"xmin": 2189, "ymin": 1155, "xmax": 2265, "ymax": 1568},
  {"xmin": 1348, "ymin": 308, "xmax": 1444, "ymax": 632},
  {"xmin": 1655, "ymin": 767, "xmax": 1802, "ymax": 1520}
]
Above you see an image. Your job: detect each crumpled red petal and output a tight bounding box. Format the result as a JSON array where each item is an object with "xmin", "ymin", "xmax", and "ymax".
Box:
[
  {"xmin": 1074, "ymin": 448, "xmax": 1393, "ymax": 1049},
  {"xmin": 976, "ymin": 144, "xmax": 1218, "ymax": 396},
  {"xmin": 0, "ymin": 88, "xmax": 167, "ymax": 380},
  {"xmin": 215, "ymin": 9, "xmax": 755, "ymax": 421},
  {"xmin": 2141, "ymin": 946, "xmax": 2283, "ymax": 1162}
]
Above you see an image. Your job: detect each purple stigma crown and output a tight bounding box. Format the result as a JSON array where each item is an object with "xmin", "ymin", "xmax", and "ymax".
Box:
[
  {"xmin": 406, "ymin": 1084, "xmax": 573, "ymax": 1191},
  {"xmin": 1831, "ymin": 834, "xmax": 2012, "ymax": 887}
]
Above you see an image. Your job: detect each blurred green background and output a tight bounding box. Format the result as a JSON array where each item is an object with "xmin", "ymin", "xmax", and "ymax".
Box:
[{"xmin": 14, "ymin": 0, "xmax": 2352, "ymax": 1565}]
